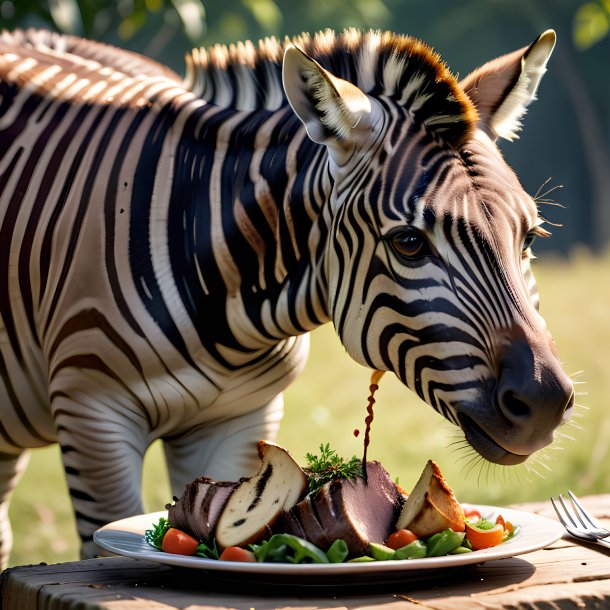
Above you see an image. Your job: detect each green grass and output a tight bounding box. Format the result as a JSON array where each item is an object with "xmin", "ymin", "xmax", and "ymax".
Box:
[{"xmin": 8, "ymin": 251, "xmax": 610, "ymax": 567}]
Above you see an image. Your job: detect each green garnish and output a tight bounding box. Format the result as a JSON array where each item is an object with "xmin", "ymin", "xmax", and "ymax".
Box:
[
  {"xmin": 196, "ymin": 539, "xmax": 220, "ymax": 559},
  {"xmin": 251, "ymin": 534, "xmax": 330, "ymax": 563},
  {"xmin": 305, "ymin": 443, "xmax": 362, "ymax": 495},
  {"xmin": 394, "ymin": 539, "xmax": 427, "ymax": 560},
  {"xmin": 326, "ymin": 539, "xmax": 349, "ymax": 563},
  {"xmin": 426, "ymin": 529, "xmax": 466, "ymax": 557},
  {"xmin": 470, "ymin": 518, "xmax": 497, "ymax": 531},
  {"xmin": 144, "ymin": 517, "xmax": 171, "ymax": 550}
]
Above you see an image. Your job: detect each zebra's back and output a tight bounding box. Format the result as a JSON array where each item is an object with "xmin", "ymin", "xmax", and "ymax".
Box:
[{"xmin": 0, "ymin": 30, "xmax": 304, "ymax": 454}]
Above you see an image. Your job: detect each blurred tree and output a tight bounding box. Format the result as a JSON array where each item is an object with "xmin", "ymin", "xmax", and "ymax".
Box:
[
  {"xmin": 0, "ymin": 0, "xmax": 608, "ymax": 252},
  {"xmin": 573, "ymin": 0, "xmax": 610, "ymax": 49}
]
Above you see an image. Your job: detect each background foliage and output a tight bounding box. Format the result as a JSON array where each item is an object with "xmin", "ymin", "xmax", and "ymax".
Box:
[{"xmin": 0, "ymin": 0, "xmax": 608, "ymax": 566}]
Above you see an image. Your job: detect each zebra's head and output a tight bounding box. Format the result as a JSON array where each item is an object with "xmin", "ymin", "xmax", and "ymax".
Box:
[{"xmin": 282, "ymin": 30, "xmax": 574, "ymax": 466}]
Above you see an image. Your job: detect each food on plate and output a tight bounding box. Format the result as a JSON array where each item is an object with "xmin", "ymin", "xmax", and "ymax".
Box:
[
  {"xmin": 148, "ymin": 442, "xmax": 519, "ymax": 563},
  {"xmin": 384, "ymin": 528, "xmax": 418, "ymax": 550},
  {"xmin": 280, "ymin": 459, "xmax": 403, "ymax": 556},
  {"xmin": 161, "ymin": 527, "xmax": 199, "ymax": 555},
  {"xmin": 465, "ymin": 514, "xmax": 514, "ymax": 550},
  {"xmin": 218, "ymin": 546, "xmax": 256, "ymax": 562},
  {"xmin": 395, "ymin": 459, "xmax": 465, "ymax": 537},
  {"xmin": 214, "ymin": 441, "xmax": 308, "ymax": 548},
  {"xmin": 167, "ymin": 479, "xmax": 237, "ymax": 544},
  {"xmin": 168, "ymin": 441, "xmax": 307, "ymax": 548}
]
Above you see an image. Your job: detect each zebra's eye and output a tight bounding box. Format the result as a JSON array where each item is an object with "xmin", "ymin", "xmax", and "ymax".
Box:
[
  {"xmin": 388, "ymin": 228, "xmax": 428, "ymax": 260},
  {"xmin": 522, "ymin": 232, "xmax": 536, "ymax": 254}
]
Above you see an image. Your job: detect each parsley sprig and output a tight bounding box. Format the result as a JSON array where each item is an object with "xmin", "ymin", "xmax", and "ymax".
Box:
[
  {"xmin": 305, "ymin": 443, "xmax": 362, "ymax": 495},
  {"xmin": 144, "ymin": 517, "xmax": 171, "ymax": 550}
]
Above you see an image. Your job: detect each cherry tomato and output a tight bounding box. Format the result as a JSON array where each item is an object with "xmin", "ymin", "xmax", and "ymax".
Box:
[
  {"xmin": 495, "ymin": 514, "xmax": 514, "ymax": 532},
  {"xmin": 463, "ymin": 508, "xmax": 482, "ymax": 521},
  {"xmin": 465, "ymin": 522, "xmax": 504, "ymax": 550},
  {"xmin": 385, "ymin": 529, "xmax": 418, "ymax": 550},
  {"xmin": 219, "ymin": 546, "xmax": 257, "ymax": 562},
  {"xmin": 161, "ymin": 528, "xmax": 199, "ymax": 555}
]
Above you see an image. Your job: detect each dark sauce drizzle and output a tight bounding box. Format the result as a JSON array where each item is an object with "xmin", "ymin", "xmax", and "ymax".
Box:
[{"xmin": 354, "ymin": 370, "xmax": 385, "ymax": 482}]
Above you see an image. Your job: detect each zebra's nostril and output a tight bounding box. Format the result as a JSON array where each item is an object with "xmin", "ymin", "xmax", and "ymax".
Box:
[{"xmin": 500, "ymin": 389, "xmax": 531, "ymax": 421}]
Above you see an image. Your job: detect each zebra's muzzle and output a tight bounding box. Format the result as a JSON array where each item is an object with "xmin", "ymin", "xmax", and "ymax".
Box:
[{"xmin": 452, "ymin": 321, "xmax": 575, "ymax": 465}]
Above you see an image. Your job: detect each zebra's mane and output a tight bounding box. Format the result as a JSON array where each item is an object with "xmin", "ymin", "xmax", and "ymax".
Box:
[
  {"xmin": 0, "ymin": 28, "xmax": 476, "ymax": 146},
  {"xmin": 186, "ymin": 29, "xmax": 478, "ymax": 145}
]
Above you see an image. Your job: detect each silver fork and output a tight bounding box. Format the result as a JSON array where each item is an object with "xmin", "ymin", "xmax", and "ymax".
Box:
[{"xmin": 551, "ymin": 491, "xmax": 610, "ymax": 543}]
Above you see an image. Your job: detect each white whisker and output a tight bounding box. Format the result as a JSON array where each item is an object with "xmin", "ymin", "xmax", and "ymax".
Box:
[
  {"xmin": 556, "ymin": 432, "xmax": 577, "ymax": 442},
  {"xmin": 537, "ymin": 460, "xmax": 553, "ymax": 473},
  {"xmin": 569, "ymin": 370, "xmax": 585, "ymax": 379},
  {"xmin": 533, "ymin": 176, "xmax": 553, "ymax": 200},
  {"xmin": 524, "ymin": 461, "xmax": 546, "ymax": 480}
]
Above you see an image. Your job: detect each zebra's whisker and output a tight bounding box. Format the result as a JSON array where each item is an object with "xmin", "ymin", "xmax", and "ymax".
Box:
[
  {"xmin": 532, "ymin": 177, "xmax": 552, "ymax": 200},
  {"xmin": 453, "ymin": 444, "xmax": 477, "ymax": 464},
  {"xmin": 446, "ymin": 436, "xmax": 470, "ymax": 449},
  {"xmin": 556, "ymin": 432, "xmax": 577, "ymax": 442},
  {"xmin": 533, "ymin": 181, "xmax": 564, "ymax": 203},
  {"xmin": 532, "ymin": 177, "xmax": 564, "ymax": 202},
  {"xmin": 538, "ymin": 215, "xmax": 563, "ymax": 228},
  {"xmin": 537, "ymin": 199, "xmax": 566, "ymax": 208},
  {"xmin": 569, "ymin": 370, "xmax": 586, "ymax": 379}
]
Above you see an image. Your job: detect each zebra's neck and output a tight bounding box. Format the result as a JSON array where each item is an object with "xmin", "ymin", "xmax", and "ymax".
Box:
[
  {"xmin": 173, "ymin": 29, "xmax": 475, "ymax": 351},
  {"xmin": 166, "ymin": 102, "xmax": 335, "ymax": 349}
]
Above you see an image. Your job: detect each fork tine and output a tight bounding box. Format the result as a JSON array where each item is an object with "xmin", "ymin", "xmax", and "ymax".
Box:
[
  {"xmin": 558, "ymin": 493, "xmax": 578, "ymax": 528},
  {"xmin": 568, "ymin": 493, "xmax": 589, "ymax": 529},
  {"xmin": 551, "ymin": 497, "xmax": 596, "ymax": 542},
  {"xmin": 568, "ymin": 491, "xmax": 608, "ymax": 533},
  {"xmin": 550, "ymin": 496, "xmax": 569, "ymax": 528}
]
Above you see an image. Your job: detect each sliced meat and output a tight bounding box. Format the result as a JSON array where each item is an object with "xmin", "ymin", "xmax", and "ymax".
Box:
[
  {"xmin": 279, "ymin": 460, "xmax": 404, "ymax": 556},
  {"xmin": 167, "ymin": 477, "xmax": 237, "ymax": 544},
  {"xmin": 281, "ymin": 493, "xmax": 333, "ymax": 549}
]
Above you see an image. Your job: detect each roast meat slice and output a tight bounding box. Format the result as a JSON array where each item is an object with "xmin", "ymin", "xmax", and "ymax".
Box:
[
  {"xmin": 215, "ymin": 440, "xmax": 308, "ymax": 548},
  {"xmin": 280, "ymin": 460, "xmax": 404, "ymax": 556},
  {"xmin": 166, "ymin": 478, "xmax": 237, "ymax": 544}
]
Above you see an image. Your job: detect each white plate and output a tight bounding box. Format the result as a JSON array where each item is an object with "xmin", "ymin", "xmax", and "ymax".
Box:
[{"xmin": 93, "ymin": 505, "xmax": 563, "ymax": 582}]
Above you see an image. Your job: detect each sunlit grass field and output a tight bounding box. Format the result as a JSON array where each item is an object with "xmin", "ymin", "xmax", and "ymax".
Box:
[{"xmin": 8, "ymin": 250, "xmax": 610, "ymax": 567}]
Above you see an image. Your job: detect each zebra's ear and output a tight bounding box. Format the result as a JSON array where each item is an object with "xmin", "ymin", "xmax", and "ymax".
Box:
[
  {"xmin": 282, "ymin": 45, "xmax": 371, "ymax": 148},
  {"xmin": 459, "ymin": 30, "xmax": 556, "ymax": 141}
]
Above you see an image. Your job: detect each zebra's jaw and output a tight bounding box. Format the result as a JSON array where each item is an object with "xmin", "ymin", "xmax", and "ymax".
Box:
[
  {"xmin": 457, "ymin": 413, "xmax": 530, "ymax": 465},
  {"xmin": 454, "ymin": 327, "xmax": 574, "ymax": 465}
]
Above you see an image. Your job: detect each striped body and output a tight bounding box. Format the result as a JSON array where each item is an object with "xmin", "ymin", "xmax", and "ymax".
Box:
[{"xmin": 0, "ymin": 28, "xmax": 573, "ymax": 564}]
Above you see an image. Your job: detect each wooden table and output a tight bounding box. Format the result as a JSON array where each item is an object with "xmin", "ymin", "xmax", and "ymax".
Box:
[{"xmin": 2, "ymin": 495, "xmax": 610, "ymax": 610}]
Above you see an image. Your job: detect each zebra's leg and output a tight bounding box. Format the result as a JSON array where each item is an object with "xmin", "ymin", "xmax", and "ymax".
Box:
[
  {"xmin": 163, "ymin": 395, "xmax": 284, "ymax": 496},
  {"xmin": 0, "ymin": 450, "xmax": 30, "ymax": 569},
  {"xmin": 54, "ymin": 405, "xmax": 148, "ymax": 559}
]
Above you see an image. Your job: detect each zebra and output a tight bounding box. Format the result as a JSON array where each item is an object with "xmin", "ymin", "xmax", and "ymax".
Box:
[{"xmin": 0, "ymin": 27, "xmax": 573, "ymax": 565}]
